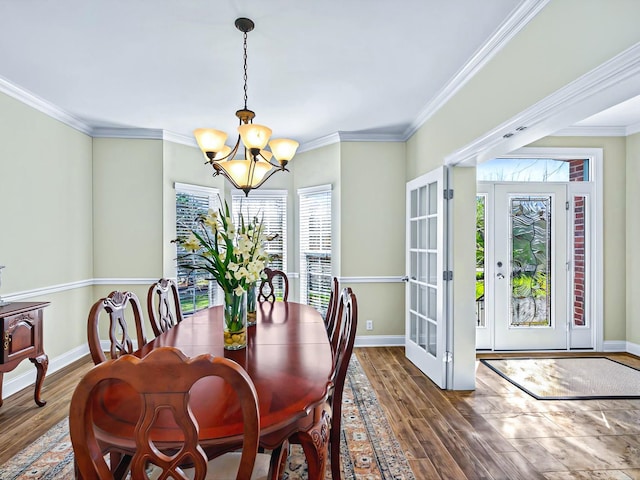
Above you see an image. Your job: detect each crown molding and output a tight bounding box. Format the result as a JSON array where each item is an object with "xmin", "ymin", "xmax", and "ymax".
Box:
[
  {"xmin": 0, "ymin": 75, "xmax": 93, "ymax": 135},
  {"xmin": 296, "ymin": 132, "xmax": 341, "ymax": 153},
  {"xmin": 403, "ymin": 0, "xmax": 550, "ymax": 141},
  {"xmin": 445, "ymin": 42, "xmax": 640, "ymax": 166},
  {"xmin": 163, "ymin": 130, "xmax": 198, "ymax": 147},
  {"xmin": 91, "ymin": 127, "xmax": 164, "ymax": 139},
  {"xmin": 337, "ymin": 131, "xmax": 405, "ymax": 143},
  {"xmin": 628, "ymin": 121, "xmax": 640, "ymax": 136}
]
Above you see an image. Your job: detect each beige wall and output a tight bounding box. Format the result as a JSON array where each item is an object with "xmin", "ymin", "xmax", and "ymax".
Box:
[
  {"xmin": 528, "ymin": 136, "xmax": 627, "ymax": 342},
  {"xmin": 0, "ymin": 91, "xmax": 94, "ymax": 380},
  {"xmin": 92, "ymin": 138, "xmax": 164, "ymax": 279},
  {"xmin": 340, "ymin": 142, "xmax": 406, "ymax": 337},
  {"xmin": 626, "ymin": 132, "xmax": 640, "ymax": 345}
]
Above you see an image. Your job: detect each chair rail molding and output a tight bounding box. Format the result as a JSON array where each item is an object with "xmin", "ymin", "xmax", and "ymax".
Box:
[
  {"xmin": 338, "ymin": 276, "xmax": 406, "ymax": 284},
  {"xmin": 2, "ymin": 278, "xmax": 159, "ymax": 302}
]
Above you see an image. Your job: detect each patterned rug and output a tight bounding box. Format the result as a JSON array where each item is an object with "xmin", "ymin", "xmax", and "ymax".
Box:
[
  {"xmin": 0, "ymin": 356, "xmax": 415, "ymax": 479},
  {"xmin": 481, "ymin": 357, "xmax": 640, "ymax": 400}
]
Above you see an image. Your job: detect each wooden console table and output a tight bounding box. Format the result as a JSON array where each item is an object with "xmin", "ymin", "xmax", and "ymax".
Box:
[{"xmin": 0, "ymin": 301, "xmax": 49, "ymax": 408}]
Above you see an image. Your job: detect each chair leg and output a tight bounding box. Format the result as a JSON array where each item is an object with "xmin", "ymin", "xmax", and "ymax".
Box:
[
  {"xmin": 329, "ymin": 418, "xmax": 342, "ymax": 480},
  {"xmin": 268, "ymin": 440, "xmax": 289, "ymax": 480}
]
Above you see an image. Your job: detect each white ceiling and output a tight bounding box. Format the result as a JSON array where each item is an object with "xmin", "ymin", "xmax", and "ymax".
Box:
[{"xmin": 0, "ymin": 0, "xmax": 637, "ymax": 148}]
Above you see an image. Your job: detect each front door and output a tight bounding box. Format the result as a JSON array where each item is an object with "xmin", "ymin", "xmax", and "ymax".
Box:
[
  {"xmin": 492, "ymin": 183, "xmax": 569, "ymax": 350},
  {"xmin": 405, "ymin": 167, "xmax": 447, "ymax": 388}
]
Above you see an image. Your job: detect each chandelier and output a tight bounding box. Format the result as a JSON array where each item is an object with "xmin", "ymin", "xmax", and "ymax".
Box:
[{"xmin": 194, "ymin": 17, "xmax": 299, "ymax": 196}]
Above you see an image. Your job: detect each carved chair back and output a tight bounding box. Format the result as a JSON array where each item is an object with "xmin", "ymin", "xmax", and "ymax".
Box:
[
  {"xmin": 324, "ymin": 277, "xmax": 340, "ymax": 347},
  {"xmin": 87, "ymin": 290, "xmax": 147, "ymax": 365},
  {"xmin": 69, "ymin": 347, "xmax": 261, "ymax": 480},
  {"xmin": 326, "ymin": 287, "xmax": 358, "ymax": 480},
  {"xmin": 147, "ymin": 278, "xmax": 184, "ymax": 336},
  {"xmin": 257, "ymin": 267, "xmax": 289, "ymax": 303}
]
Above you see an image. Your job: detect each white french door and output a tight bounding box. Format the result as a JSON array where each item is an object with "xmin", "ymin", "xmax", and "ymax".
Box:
[{"xmin": 405, "ymin": 167, "xmax": 448, "ymax": 388}]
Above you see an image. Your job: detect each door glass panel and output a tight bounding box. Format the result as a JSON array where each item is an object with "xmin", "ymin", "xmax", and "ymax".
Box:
[
  {"xmin": 427, "ymin": 321, "xmax": 437, "ymax": 356},
  {"xmin": 476, "ymin": 195, "xmax": 486, "ymax": 327},
  {"xmin": 428, "ymin": 182, "xmax": 437, "ymax": 214},
  {"xmin": 410, "ymin": 313, "xmax": 418, "ymax": 342},
  {"xmin": 419, "ymin": 284, "xmax": 427, "ymax": 315},
  {"xmin": 510, "ymin": 195, "xmax": 552, "ymax": 327},
  {"xmin": 417, "ymin": 252, "xmax": 426, "ymax": 283},
  {"xmin": 427, "ymin": 252, "xmax": 437, "ymax": 285},
  {"xmin": 428, "ymin": 217, "xmax": 437, "ymax": 249},
  {"xmin": 573, "ymin": 195, "xmax": 587, "ymax": 327},
  {"xmin": 411, "ymin": 189, "xmax": 418, "ymax": 217},
  {"xmin": 418, "ymin": 186, "xmax": 427, "ymax": 216},
  {"xmin": 428, "ymin": 286, "xmax": 437, "ymax": 320},
  {"xmin": 418, "ymin": 219, "xmax": 427, "ymax": 249},
  {"xmin": 411, "ymin": 283, "xmax": 417, "ymax": 311},
  {"xmin": 410, "ymin": 220, "xmax": 417, "ymax": 248},
  {"xmin": 418, "ymin": 317, "xmax": 427, "ymax": 349}
]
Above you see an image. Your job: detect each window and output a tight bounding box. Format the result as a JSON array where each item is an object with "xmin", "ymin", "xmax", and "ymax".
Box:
[
  {"xmin": 232, "ymin": 190, "xmax": 288, "ymax": 298},
  {"xmin": 175, "ymin": 183, "xmax": 221, "ymax": 313},
  {"xmin": 298, "ymin": 185, "xmax": 332, "ymax": 313}
]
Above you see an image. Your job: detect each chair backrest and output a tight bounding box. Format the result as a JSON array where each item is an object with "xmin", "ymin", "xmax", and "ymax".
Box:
[
  {"xmin": 87, "ymin": 290, "xmax": 148, "ymax": 365},
  {"xmin": 329, "ymin": 288, "xmax": 358, "ymax": 417},
  {"xmin": 69, "ymin": 347, "xmax": 260, "ymax": 480},
  {"xmin": 325, "ymin": 277, "xmax": 340, "ymax": 346},
  {"xmin": 258, "ymin": 267, "xmax": 289, "ymax": 302},
  {"xmin": 147, "ymin": 278, "xmax": 184, "ymax": 336}
]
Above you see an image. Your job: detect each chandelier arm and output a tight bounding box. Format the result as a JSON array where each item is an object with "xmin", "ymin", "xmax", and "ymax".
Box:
[
  {"xmin": 206, "ymin": 136, "xmax": 241, "ymax": 165},
  {"xmin": 256, "ymin": 151, "xmax": 285, "ymax": 170}
]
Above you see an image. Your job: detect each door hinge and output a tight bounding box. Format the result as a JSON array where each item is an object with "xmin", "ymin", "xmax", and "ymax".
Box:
[
  {"xmin": 443, "ymin": 270, "xmax": 453, "ymax": 281},
  {"xmin": 444, "ymin": 351, "xmax": 453, "ymax": 363},
  {"xmin": 566, "ymin": 201, "xmax": 570, "ymax": 210},
  {"xmin": 443, "ymin": 189, "xmax": 454, "ymax": 200}
]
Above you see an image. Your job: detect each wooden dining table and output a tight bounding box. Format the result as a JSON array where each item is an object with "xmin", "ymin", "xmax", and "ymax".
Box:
[{"xmin": 89, "ymin": 301, "xmax": 334, "ymax": 479}]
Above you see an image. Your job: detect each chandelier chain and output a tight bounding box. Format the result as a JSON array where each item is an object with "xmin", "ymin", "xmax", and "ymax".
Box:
[{"xmin": 243, "ymin": 30, "xmax": 248, "ymax": 111}]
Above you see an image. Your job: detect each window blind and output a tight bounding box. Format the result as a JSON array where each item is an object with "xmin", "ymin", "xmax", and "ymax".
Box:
[
  {"xmin": 232, "ymin": 190, "xmax": 287, "ymax": 298},
  {"xmin": 298, "ymin": 185, "xmax": 332, "ymax": 313},
  {"xmin": 175, "ymin": 184, "xmax": 221, "ymax": 313}
]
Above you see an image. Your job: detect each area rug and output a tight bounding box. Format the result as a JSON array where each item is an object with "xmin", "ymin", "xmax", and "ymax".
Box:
[
  {"xmin": 0, "ymin": 356, "xmax": 415, "ymax": 480},
  {"xmin": 481, "ymin": 357, "xmax": 640, "ymax": 400}
]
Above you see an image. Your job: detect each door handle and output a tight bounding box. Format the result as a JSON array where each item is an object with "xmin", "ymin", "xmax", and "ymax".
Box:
[{"xmin": 496, "ymin": 273, "xmax": 505, "ymax": 279}]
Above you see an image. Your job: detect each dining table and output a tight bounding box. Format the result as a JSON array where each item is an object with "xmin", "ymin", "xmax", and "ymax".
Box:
[{"xmin": 88, "ymin": 300, "xmax": 334, "ymax": 480}]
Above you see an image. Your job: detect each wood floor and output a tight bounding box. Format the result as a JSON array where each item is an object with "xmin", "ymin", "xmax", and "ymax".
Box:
[{"xmin": 2, "ymin": 348, "xmax": 640, "ymax": 479}]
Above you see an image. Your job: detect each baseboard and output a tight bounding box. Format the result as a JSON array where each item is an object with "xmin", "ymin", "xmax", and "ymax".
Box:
[
  {"xmin": 355, "ymin": 335, "xmax": 405, "ymax": 348},
  {"xmin": 625, "ymin": 341, "xmax": 640, "ymax": 357},
  {"xmin": 2, "ymin": 343, "xmax": 90, "ymax": 400},
  {"xmin": 603, "ymin": 340, "xmax": 628, "ymax": 352}
]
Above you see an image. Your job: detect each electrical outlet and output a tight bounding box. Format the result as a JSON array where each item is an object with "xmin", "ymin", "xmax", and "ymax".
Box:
[{"xmin": 366, "ymin": 320, "xmax": 373, "ymax": 331}]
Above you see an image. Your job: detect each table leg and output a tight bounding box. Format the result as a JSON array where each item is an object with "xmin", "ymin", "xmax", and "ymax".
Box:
[
  {"xmin": 296, "ymin": 407, "xmax": 331, "ymax": 480},
  {"xmin": 29, "ymin": 353, "xmax": 48, "ymax": 407},
  {"xmin": 0, "ymin": 372, "xmax": 4, "ymax": 408}
]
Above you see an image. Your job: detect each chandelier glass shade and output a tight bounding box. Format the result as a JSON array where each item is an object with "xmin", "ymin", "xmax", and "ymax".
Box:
[{"xmin": 194, "ymin": 18, "xmax": 298, "ymax": 195}]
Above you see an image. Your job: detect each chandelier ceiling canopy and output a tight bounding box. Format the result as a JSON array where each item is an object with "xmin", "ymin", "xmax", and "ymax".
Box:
[{"xmin": 193, "ymin": 18, "xmax": 298, "ymax": 196}]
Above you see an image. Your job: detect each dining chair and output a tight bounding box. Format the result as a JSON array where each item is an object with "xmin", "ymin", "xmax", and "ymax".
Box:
[
  {"xmin": 87, "ymin": 290, "xmax": 148, "ymax": 365},
  {"xmin": 147, "ymin": 278, "xmax": 184, "ymax": 336},
  {"xmin": 258, "ymin": 268, "xmax": 289, "ymax": 302},
  {"xmin": 269, "ymin": 288, "xmax": 358, "ymax": 480},
  {"xmin": 324, "ymin": 277, "xmax": 340, "ymax": 348},
  {"xmin": 69, "ymin": 347, "xmax": 269, "ymax": 480}
]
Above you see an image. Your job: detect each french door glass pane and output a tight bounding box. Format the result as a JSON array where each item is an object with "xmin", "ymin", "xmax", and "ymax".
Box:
[{"xmin": 510, "ymin": 195, "xmax": 552, "ymax": 327}]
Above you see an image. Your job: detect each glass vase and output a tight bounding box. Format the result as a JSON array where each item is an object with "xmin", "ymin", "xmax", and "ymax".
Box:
[
  {"xmin": 246, "ymin": 283, "xmax": 258, "ymax": 326},
  {"xmin": 223, "ymin": 289, "xmax": 247, "ymax": 350}
]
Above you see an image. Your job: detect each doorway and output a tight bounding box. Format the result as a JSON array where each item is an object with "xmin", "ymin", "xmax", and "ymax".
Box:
[{"xmin": 475, "ymin": 153, "xmax": 600, "ymax": 351}]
